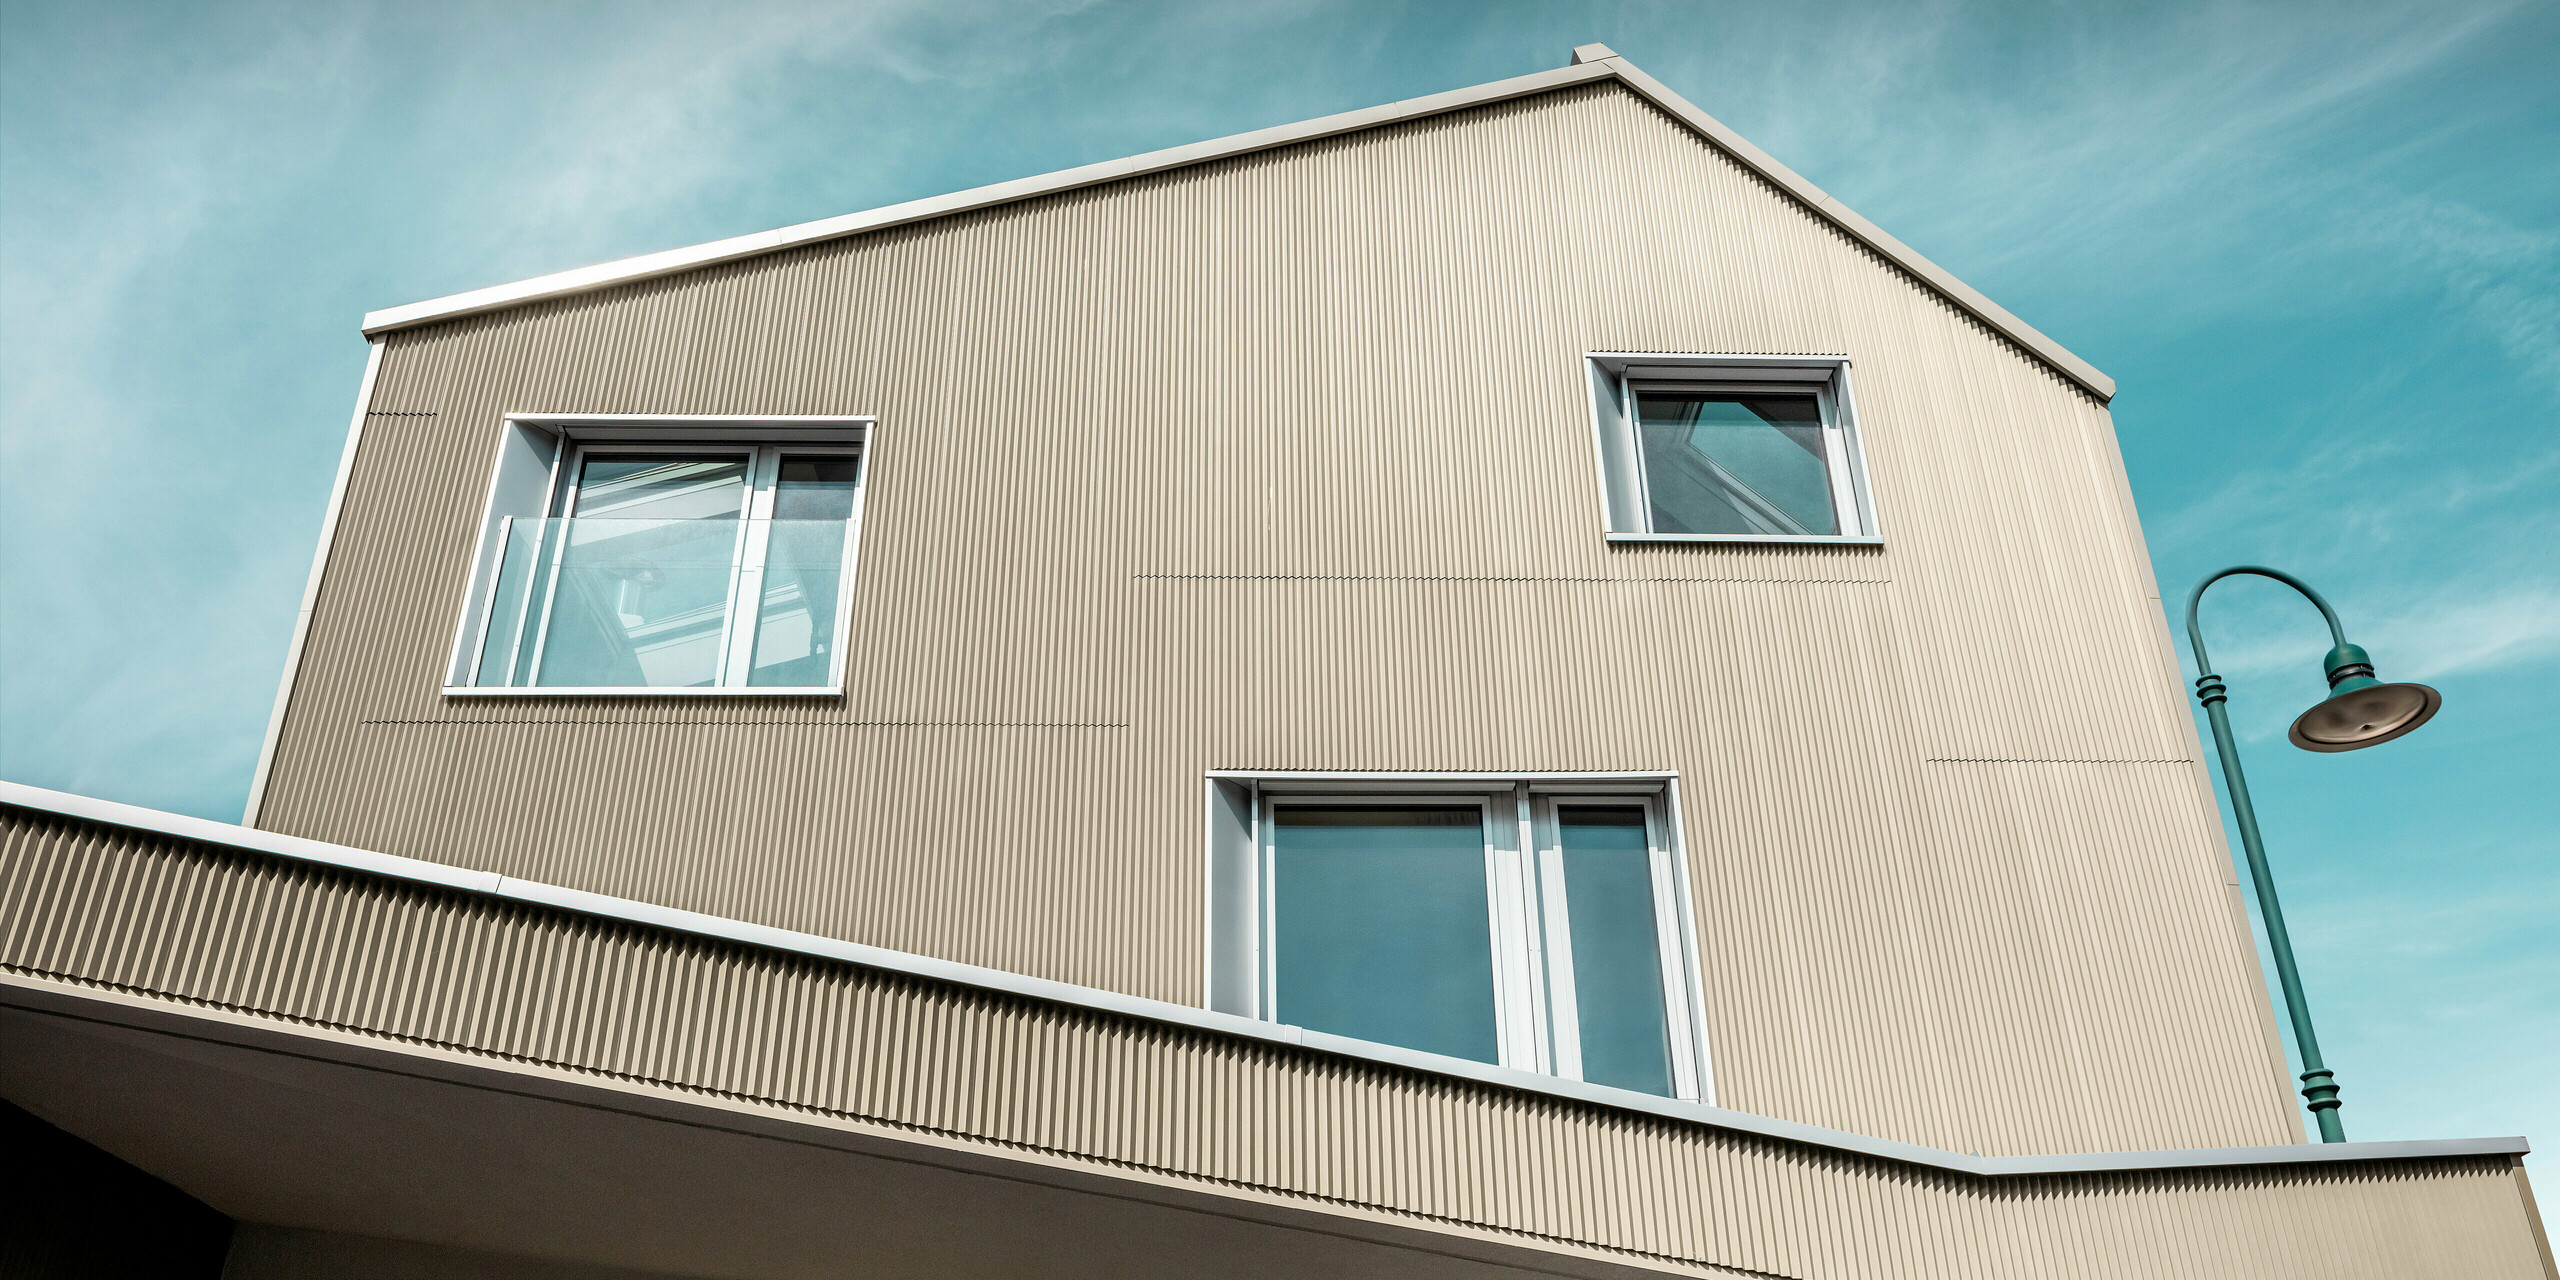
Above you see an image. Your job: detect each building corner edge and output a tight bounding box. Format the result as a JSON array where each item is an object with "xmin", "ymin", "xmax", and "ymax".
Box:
[{"xmin": 241, "ymin": 336, "xmax": 385, "ymax": 829}]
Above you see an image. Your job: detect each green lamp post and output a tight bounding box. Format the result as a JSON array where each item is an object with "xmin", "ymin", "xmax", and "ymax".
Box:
[{"xmin": 2185, "ymin": 565, "xmax": 2442, "ymax": 1143}]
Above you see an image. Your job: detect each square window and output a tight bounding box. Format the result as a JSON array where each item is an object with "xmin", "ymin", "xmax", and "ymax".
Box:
[
  {"xmin": 1205, "ymin": 776, "xmax": 1713, "ymax": 1101},
  {"xmin": 445, "ymin": 417, "xmax": 870, "ymax": 694},
  {"xmin": 1587, "ymin": 355, "xmax": 1877, "ymax": 542}
]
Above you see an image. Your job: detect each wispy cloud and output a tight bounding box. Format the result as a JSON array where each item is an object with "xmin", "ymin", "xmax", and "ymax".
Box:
[
  {"xmin": 2200, "ymin": 577, "xmax": 2560, "ymax": 707},
  {"xmin": 2381, "ymin": 585, "xmax": 2560, "ymax": 680},
  {"xmin": 2327, "ymin": 192, "xmax": 2560, "ymax": 392},
  {"xmin": 1647, "ymin": 0, "xmax": 2549, "ymax": 368}
]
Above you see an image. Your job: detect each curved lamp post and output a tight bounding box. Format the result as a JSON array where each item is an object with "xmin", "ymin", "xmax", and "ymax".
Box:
[{"xmin": 2186, "ymin": 565, "xmax": 2441, "ymax": 1142}]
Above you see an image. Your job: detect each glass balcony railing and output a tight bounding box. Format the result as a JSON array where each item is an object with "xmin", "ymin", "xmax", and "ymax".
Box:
[{"xmin": 465, "ymin": 517, "xmax": 853, "ymax": 690}]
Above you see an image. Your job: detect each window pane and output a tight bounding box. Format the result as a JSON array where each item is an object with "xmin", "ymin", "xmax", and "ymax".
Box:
[
  {"xmin": 1273, "ymin": 806, "xmax": 1499, "ymax": 1064},
  {"xmin": 474, "ymin": 516, "xmax": 548, "ymax": 686},
  {"xmin": 769, "ymin": 455, "xmax": 859, "ymax": 520},
  {"xmin": 532, "ymin": 518, "xmax": 746, "ymax": 688},
  {"xmin": 514, "ymin": 455, "xmax": 750, "ymax": 688},
  {"xmin": 570, "ymin": 455, "xmax": 749, "ymax": 519},
  {"xmin": 1557, "ymin": 805, "xmax": 1674, "ymax": 1096},
  {"xmin": 1634, "ymin": 391, "xmax": 1837, "ymax": 536},
  {"xmin": 748, "ymin": 456, "xmax": 859, "ymax": 688}
]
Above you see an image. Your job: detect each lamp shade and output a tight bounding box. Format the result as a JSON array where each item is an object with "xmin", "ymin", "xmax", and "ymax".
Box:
[
  {"xmin": 2290, "ymin": 681, "xmax": 2440, "ymax": 751},
  {"xmin": 2288, "ymin": 642, "xmax": 2441, "ymax": 752}
]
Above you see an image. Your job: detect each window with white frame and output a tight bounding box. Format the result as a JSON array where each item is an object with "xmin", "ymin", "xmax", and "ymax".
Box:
[
  {"xmin": 1204, "ymin": 776, "xmax": 1712, "ymax": 1101},
  {"xmin": 1586, "ymin": 354, "xmax": 1877, "ymax": 542},
  {"xmin": 444, "ymin": 416, "xmax": 870, "ymax": 693}
]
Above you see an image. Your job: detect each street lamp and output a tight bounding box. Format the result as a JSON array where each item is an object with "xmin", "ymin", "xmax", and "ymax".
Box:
[{"xmin": 2185, "ymin": 565, "xmax": 2441, "ymax": 1143}]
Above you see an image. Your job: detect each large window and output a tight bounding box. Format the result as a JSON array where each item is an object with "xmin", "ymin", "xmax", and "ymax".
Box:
[
  {"xmin": 1586, "ymin": 354, "xmax": 1878, "ymax": 542},
  {"xmin": 1205, "ymin": 776, "xmax": 1712, "ymax": 1101},
  {"xmin": 445, "ymin": 416, "xmax": 870, "ymax": 694}
]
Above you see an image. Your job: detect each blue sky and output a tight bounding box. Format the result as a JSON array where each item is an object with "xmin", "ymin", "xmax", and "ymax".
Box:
[{"xmin": 4, "ymin": 0, "xmax": 2552, "ymax": 1189}]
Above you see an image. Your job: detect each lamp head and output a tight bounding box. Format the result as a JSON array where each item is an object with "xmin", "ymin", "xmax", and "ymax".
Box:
[{"xmin": 2289, "ymin": 642, "xmax": 2440, "ymax": 752}]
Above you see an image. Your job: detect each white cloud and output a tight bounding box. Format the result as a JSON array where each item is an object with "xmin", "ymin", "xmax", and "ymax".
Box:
[
  {"xmin": 2327, "ymin": 193, "xmax": 2560, "ymax": 392},
  {"xmin": 1642, "ymin": 0, "xmax": 2541, "ymax": 344},
  {"xmin": 2372, "ymin": 584, "xmax": 2560, "ymax": 681},
  {"xmin": 393, "ymin": 0, "xmax": 1147, "ymax": 288}
]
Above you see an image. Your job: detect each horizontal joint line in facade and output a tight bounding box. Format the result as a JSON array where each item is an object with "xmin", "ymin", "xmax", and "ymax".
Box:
[
  {"xmin": 1925, "ymin": 757, "xmax": 2198, "ymax": 765},
  {"xmin": 1132, "ymin": 574, "xmax": 1892, "ymax": 584},
  {"xmin": 358, "ymin": 719, "xmax": 1133, "ymax": 728},
  {"xmin": 366, "ymin": 409, "xmax": 438, "ymax": 416}
]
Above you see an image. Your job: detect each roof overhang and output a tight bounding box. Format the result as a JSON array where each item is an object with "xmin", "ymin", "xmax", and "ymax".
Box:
[{"xmin": 360, "ymin": 46, "xmax": 2114, "ymax": 402}]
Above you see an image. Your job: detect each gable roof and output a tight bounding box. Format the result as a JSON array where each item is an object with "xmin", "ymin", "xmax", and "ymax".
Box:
[{"xmin": 361, "ymin": 45, "xmax": 2112, "ymax": 402}]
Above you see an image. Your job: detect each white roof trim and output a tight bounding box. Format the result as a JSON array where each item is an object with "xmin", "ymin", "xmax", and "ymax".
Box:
[
  {"xmin": 360, "ymin": 48, "xmax": 2113, "ymax": 402},
  {"xmin": 1589, "ymin": 55, "xmax": 2113, "ymax": 399},
  {"xmin": 3, "ymin": 779, "xmax": 2519, "ymax": 1176},
  {"xmin": 358, "ymin": 61, "xmax": 1614, "ymax": 332}
]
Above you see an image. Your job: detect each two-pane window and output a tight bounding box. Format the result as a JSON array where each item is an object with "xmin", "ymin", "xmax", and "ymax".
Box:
[
  {"xmin": 1588, "ymin": 355, "xmax": 1877, "ymax": 542},
  {"xmin": 1212, "ymin": 780, "xmax": 1709, "ymax": 1100},
  {"xmin": 447, "ymin": 418, "xmax": 869, "ymax": 693}
]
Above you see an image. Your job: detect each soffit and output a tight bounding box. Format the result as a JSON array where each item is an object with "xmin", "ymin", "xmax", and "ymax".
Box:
[{"xmin": 0, "ymin": 996, "xmax": 1679, "ymax": 1280}]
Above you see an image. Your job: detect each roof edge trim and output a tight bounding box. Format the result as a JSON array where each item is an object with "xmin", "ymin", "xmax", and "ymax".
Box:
[
  {"xmin": 3, "ymin": 780, "xmax": 2514, "ymax": 1176},
  {"xmin": 358, "ymin": 53, "xmax": 2112, "ymax": 401},
  {"xmin": 358, "ymin": 61, "xmax": 1614, "ymax": 333},
  {"xmin": 1591, "ymin": 58, "xmax": 2114, "ymax": 400}
]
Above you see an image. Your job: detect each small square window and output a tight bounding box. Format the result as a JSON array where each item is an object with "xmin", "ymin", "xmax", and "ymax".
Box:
[
  {"xmin": 1205, "ymin": 776, "xmax": 1713, "ymax": 1101},
  {"xmin": 444, "ymin": 417, "xmax": 870, "ymax": 694},
  {"xmin": 1586, "ymin": 354, "xmax": 1878, "ymax": 542}
]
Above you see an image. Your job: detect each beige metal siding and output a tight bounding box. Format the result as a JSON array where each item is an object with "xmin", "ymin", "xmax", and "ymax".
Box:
[
  {"xmin": 261, "ymin": 82, "xmax": 2287, "ymax": 1156},
  {"xmin": 3, "ymin": 808, "xmax": 2546, "ymax": 1280}
]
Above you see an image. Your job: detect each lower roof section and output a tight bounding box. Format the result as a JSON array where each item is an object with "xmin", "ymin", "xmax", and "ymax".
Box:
[
  {"xmin": 6, "ymin": 974, "xmax": 2551, "ymax": 1280},
  {"xmin": 0, "ymin": 781, "xmax": 2522, "ymax": 1181},
  {"xmin": 5, "ymin": 783, "xmax": 2560, "ymax": 1274},
  {"xmin": 3, "ymin": 784, "xmax": 2551, "ymax": 1277}
]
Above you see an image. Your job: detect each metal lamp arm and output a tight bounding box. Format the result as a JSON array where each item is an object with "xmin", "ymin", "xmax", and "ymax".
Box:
[{"xmin": 2184, "ymin": 565, "xmax": 2350, "ymax": 679}]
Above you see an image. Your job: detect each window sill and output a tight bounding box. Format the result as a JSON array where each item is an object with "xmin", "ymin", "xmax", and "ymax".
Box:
[
  {"xmin": 440, "ymin": 687, "xmax": 843, "ymax": 698},
  {"xmin": 1605, "ymin": 533, "xmax": 1884, "ymax": 546}
]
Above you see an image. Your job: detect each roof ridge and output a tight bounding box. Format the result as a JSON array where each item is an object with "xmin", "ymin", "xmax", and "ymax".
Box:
[{"xmin": 360, "ymin": 47, "xmax": 2112, "ymax": 402}]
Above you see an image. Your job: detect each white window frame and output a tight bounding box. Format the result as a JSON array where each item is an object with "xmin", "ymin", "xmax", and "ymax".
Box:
[
  {"xmin": 1585, "ymin": 353, "xmax": 1880, "ymax": 544},
  {"xmin": 442, "ymin": 414, "xmax": 873, "ymax": 697},
  {"xmin": 1202, "ymin": 771, "xmax": 1715, "ymax": 1103}
]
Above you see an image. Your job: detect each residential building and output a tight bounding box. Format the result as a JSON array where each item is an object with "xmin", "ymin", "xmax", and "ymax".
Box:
[{"xmin": 3, "ymin": 45, "xmax": 2548, "ymax": 1279}]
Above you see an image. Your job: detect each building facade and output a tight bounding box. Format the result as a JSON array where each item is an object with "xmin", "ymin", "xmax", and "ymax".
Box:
[{"xmin": 3, "ymin": 45, "xmax": 2548, "ymax": 1279}]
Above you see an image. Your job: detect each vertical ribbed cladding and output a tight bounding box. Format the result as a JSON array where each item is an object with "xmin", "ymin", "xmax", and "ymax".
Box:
[
  {"xmin": 1999, "ymin": 1159, "xmax": 2553, "ymax": 1279},
  {"xmin": 8, "ymin": 810, "xmax": 2546, "ymax": 1279},
  {"xmin": 253, "ymin": 82, "xmax": 2294, "ymax": 1158}
]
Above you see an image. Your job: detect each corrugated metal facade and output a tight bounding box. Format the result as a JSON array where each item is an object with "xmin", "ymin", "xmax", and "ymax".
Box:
[
  {"xmin": 258, "ymin": 82, "xmax": 2291, "ymax": 1158},
  {"xmin": 3, "ymin": 808, "xmax": 2546, "ymax": 1280}
]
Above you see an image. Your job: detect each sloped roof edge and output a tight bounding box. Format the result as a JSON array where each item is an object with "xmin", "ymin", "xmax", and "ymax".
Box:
[{"xmin": 362, "ymin": 47, "xmax": 2114, "ymax": 402}]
